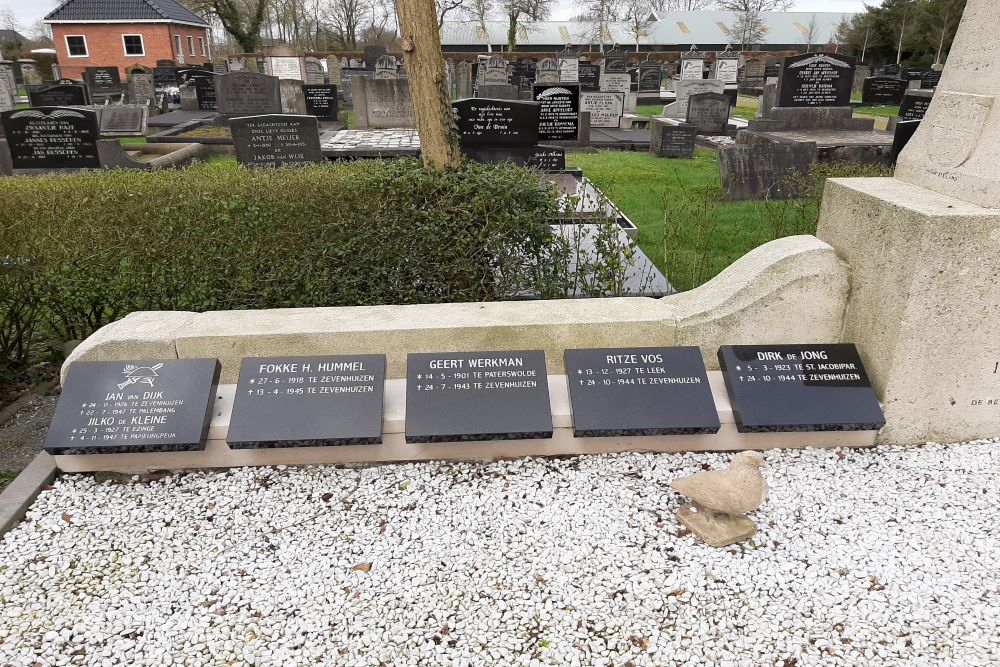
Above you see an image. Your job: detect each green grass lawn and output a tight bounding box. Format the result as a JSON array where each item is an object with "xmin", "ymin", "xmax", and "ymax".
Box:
[
  {"xmin": 565, "ymin": 148, "xmax": 818, "ymax": 292},
  {"xmin": 633, "ymin": 94, "xmax": 758, "ymax": 122},
  {"xmin": 853, "ymin": 105, "xmax": 901, "ymax": 117}
]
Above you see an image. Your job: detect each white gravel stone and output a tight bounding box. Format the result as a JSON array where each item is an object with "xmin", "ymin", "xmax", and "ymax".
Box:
[{"xmin": 1, "ymin": 439, "xmax": 998, "ymax": 666}]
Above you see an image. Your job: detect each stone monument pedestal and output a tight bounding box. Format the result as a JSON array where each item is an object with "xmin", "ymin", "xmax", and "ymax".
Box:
[{"xmin": 676, "ymin": 505, "xmax": 757, "ymax": 548}]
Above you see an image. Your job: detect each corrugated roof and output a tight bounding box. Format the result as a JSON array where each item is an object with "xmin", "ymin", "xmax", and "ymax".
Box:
[
  {"xmin": 441, "ymin": 11, "xmax": 848, "ymax": 47},
  {"xmin": 44, "ymin": 0, "xmax": 209, "ymax": 25}
]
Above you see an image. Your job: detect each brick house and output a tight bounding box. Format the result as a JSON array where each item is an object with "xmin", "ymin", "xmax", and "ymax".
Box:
[{"xmin": 44, "ymin": 0, "xmax": 211, "ymax": 80}]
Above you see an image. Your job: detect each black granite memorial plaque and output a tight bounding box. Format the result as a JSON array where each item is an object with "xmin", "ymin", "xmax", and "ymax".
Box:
[
  {"xmin": 718, "ymin": 344, "xmax": 885, "ymax": 432},
  {"xmin": 453, "ymin": 98, "xmax": 539, "ymax": 147},
  {"xmin": 194, "ymin": 75, "xmax": 218, "ymax": 110},
  {"xmin": 302, "ymin": 84, "xmax": 339, "ymax": 119},
  {"xmin": 84, "ymin": 66, "xmax": 122, "ymax": 95},
  {"xmin": 650, "ymin": 119, "xmax": 696, "ymax": 158},
  {"xmin": 920, "ymin": 70, "xmax": 942, "ymax": 89},
  {"xmin": 776, "ymin": 52, "xmax": 855, "ymax": 107},
  {"xmin": 578, "ymin": 62, "xmax": 600, "ymax": 91},
  {"xmin": 27, "ymin": 83, "xmax": 88, "ymax": 107},
  {"xmin": 899, "ymin": 91, "xmax": 933, "ymax": 120},
  {"xmin": 891, "ymin": 119, "xmax": 920, "ymax": 164},
  {"xmin": 533, "ymin": 84, "xmax": 579, "ymax": 141},
  {"xmin": 602, "ymin": 49, "xmax": 628, "ymax": 74},
  {"xmin": 462, "ymin": 143, "xmax": 565, "ymax": 170},
  {"xmin": 405, "ymin": 350, "xmax": 552, "ymax": 443},
  {"xmin": 43, "ymin": 358, "xmax": 220, "ymax": 455},
  {"xmin": 637, "ymin": 64, "xmax": 662, "ymax": 92},
  {"xmin": 227, "ymin": 354, "xmax": 385, "ymax": 448},
  {"xmin": 153, "ymin": 67, "xmax": 178, "ymax": 88},
  {"xmin": 1, "ymin": 107, "xmax": 100, "ymax": 169},
  {"xmin": 564, "ymin": 347, "xmax": 719, "ymax": 437},
  {"xmin": 230, "ymin": 114, "xmax": 323, "ymax": 167},
  {"xmin": 861, "ymin": 76, "xmax": 907, "ymax": 105}
]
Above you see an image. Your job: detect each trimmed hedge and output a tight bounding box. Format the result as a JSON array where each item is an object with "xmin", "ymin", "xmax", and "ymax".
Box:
[{"xmin": 0, "ymin": 159, "xmax": 570, "ymax": 368}]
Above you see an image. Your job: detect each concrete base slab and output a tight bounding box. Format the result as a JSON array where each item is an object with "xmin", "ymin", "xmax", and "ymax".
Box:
[
  {"xmin": 677, "ymin": 504, "xmax": 757, "ymax": 547},
  {"xmin": 53, "ymin": 372, "xmax": 878, "ymax": 474}
]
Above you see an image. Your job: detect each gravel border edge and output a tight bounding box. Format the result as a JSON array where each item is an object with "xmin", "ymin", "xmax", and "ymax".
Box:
[{"xmin": 0, "ymin": 452, "xmax": 56, "ymax": 537}]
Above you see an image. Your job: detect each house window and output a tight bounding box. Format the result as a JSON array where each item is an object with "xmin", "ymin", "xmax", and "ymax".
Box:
[
  {"xmin": 122, "ymin": 34, "xmax": 145, "ymax": 56},
  {"xmin": 198, "ymin": 37, "xmax": 206, "ymax": 56},
  {"xmin": 174, "ymin": 35, "xmax": 182, "ymax": 55},
  {"xmin": 187, "ymin": 36, "xmax": 195, "ymax": 55},
  {"xmin": 65, "ymin": 35, "xmax": 88, "ymax": 57}
]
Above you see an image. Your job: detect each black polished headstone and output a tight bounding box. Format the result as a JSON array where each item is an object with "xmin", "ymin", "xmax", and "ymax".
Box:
[
  {"xmin": 899, "ymin": 90, "xmax": 933, "ymax": 120},
  {"xmin": 1, "ymin": 107, "xmax": 100, "ymax": 169},
  {"xmin": 718, "ymin": 344, "xmax": 885, "ymax": 432},
  {"xmin": 84, "ymin": 66, "xmax": 122, "ymax": 95},
  {"xmin": 153, "ymin": 67, "xmax": 178, "ymax": 88},
  {"xmin": 891, "ymin": 119, "xmax": 920, "ymax": 164},
  {"xmin": 649, "ymin": 119, "xmax": 696, "ymax": 158},
  {"xmin": 861, "ymin": 76, "xmax": 907, "ymax": 105},
  {"xmin": 533, "ymin": 84, "xmax": 580, "ymax": 141},
  {"xmin": 27, "ymin": 83, "xmax": 89, "ymax": 107},
  {"xmin": 302, "ymin": 84, "xmax": 338, "ymax": 119},
  {"xmin": 43, "ymin": 358, "xmax": 220, "ymax": 455},
  {"xmin": 462, "ymin": 143, "xmax": 565, "ymax": 170},
  {"xmin": 564, "ymin": 347, "xmax": 719, "ymax": 437},
  {"xmin": 227, "ymin": 355, "xmax": 385, "ymax": 448},
  {"xmin": 637, "ymin": 64, "xmax": 662, "ymax": 92},
  {"xmin": 231, "ymin": 114, "xmax": 323, "ymax": 168},
  {"xmin": 405, "ymin": 350, "xmax": 552, "ymax": 443},
  {"xmin": 194, "ymin": 75, "xmax": 218, "ymax": 110},
  {"xmin": 777, "ymin": 52, "xmax": 856, "ymax": 107},
  {"xmin": 920, "ymin": 70, "xmax": 942, "ymax": 89},
  {"xmin": 453, "ymin": 97, "xmax": 539, "ymax": 147},
  {"xmin": 578, "ymin": 62, "xmax": 600, "ymax": 91},
  {"xmin": 602, "ymin": 49, "xmax": 628, "ymax": 74}
]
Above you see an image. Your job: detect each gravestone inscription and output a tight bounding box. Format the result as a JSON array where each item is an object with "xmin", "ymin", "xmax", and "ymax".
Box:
[
  {"xmin": 578, "ymin": 62, "xmax": 599, "ymax": 91},
  {"xmin": 302, "ymin": 84, "xmax": 338, "ymax": 120},
  {"xmin": 777, "ymin": 52, "xmax": 856, "ymax": 107},
  {"xmin": 602, "ymin": 47, "xmax": 628, "ymax": 74},
  {"xmin": 681, "ymin": 47, "xmax": 704, "ymax": 80},
  {"xmin": 404, "ymin": 350, "xmax": 553, "ymax": 443},
  {"xmin": 557, "ymin": 47, "xmax": 580, "ymax": 84},
  {"xmin": 0, "ymin": 75, "xmax": 13, "ymax": 113},
  {"xmin": 216, "ymin": 71, "xmax": 282, "ymax": 115},
  {"xmin": 153, "ymin": 67, "xmax": 178, "ymax": 88},
  {"xmin": 637, "ymin": 63, "xmax": 662, "ymax": 92},
  {"xmin": 861, "ymin": 76, "xmax": 907, "ymax": 105},
  {"xmin": 304, "ymin": 56, "xmax": 325, "ymax": 85},
  {"xmin": 230, "ymin": 114, "xmax": 323, "ymax": 168},
  {"xmin": 564, "ymin": 347, "xmax": 720, "ymax": 436},
  {"xmin": 483, "ymin": 55, "xmax": 509, "ymax": 85},
  {"xmin": 718, "ymin": 344, "xmax": 886, "ymax": 432},
  {"xmin": 128, "ymin": 72, "xmax": 155, "ymax": 105},
  {"xmin": 43, "ymin": 358, "xmax": 220, "ymax": 455},
  {"xmin": 269, "ymin": 56, "xmax": 303, "ymax": 80},
  {"xmin": 920, "ymin": 69, "xmax": 942, "ymax": 89},
  {"xmin": 899, "ymin": 90, "xmax": 933, "ymax": 120},
  {"xmin": 99, "ymin": 105, "xmax": 147, "ymax": 135},
  {"xmin": 227, "ymin": 355, "xmax": 386, "ymax": 448},
  {"xmin": 533, "ymin": 84, "xmax": 579, "ymax": 141},
  {"xmin": 649, "ymin": 119, "xmax": 696, "ymax": 158},
  {"xmin": 1, "ymin": 107, "xmax": 100, "ymax": 169},
  {"xmin": 84, "ymin": 66, "xmax": 122, "ymax": 95},
  {"xmin": 27, "ymin": 83, "xmax": 88, "ymax": 107},
  {"xmin": 194, "ymin": 74, "xmax": 218, "ymax": 110},
  {"xmin": 453, "ymin": 98, "xmax": 539, "ymax": 147},
  {"xmin": 685, "ymin": 92, "xmax": 729, "ymax": 134},
  {"xmin": 535, "ymin": 58, "xmax": 559, "ymax": 84},
  {"xmin": 579, "ymin": 91, "xmax": 623, "ymax": 128}
]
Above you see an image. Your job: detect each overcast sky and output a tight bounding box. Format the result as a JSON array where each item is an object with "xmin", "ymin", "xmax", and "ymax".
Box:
[{"xmin": 4, "ymin": 0, "xmax": 869, "ymax": 34}]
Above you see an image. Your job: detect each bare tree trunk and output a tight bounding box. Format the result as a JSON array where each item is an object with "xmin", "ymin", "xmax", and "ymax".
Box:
[
  {"xmin": 896, "ymin": 11, "xmax": 907, "ymax": 65},
  {"xmin": 397, "ymin": 0, "xmax": 461, "ymax": 169}
]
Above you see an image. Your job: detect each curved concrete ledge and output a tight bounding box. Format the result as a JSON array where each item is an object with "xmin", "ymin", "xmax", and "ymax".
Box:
[{"xmin": 64, "ymin": 235, "xmax": 850, "ymax": 383}]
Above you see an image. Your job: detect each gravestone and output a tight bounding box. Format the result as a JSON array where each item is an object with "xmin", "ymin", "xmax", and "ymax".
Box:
[
  {"xmin": 99, "ymin": 105, "xmax": 148, "ymax": 136},
  {"xmin": 564, "ymin": 347, "xmax": 720, "ymax": 436},
  {"xmin": 194, "ymin": 74, "xmax": 218, "ymax": 111},
  {"xmin": 649, "ymin": 119, "xmax": 696, "ymax": 158},
  {"xmin": 599, "ymin": 72, "xmax": 631, "ymax": 96},
  {"xmin": 244, "ymin": 57, "xmax": 260, "ymax": 73},
  {"xmin": 364, "ymin": 45, "xmax": 387, "ymax": 70},
  {"xmin": 279, "ymin": 79, "xmax": 307, "ymax": 114},
  {"xmin": 304, "ymin": 56, "xmax": 325, "ymax": 85},
  {"xmin": 27, "ymin": 83, "xmax": 88, "ymax": 107},
  {"xmin": 920, "ymin": 69, "xmax": 942, "ymax": 89},
  {"xmin": 453, "ymin": 98, "xmax": 539, "ymax": 147},
  {"xmin": 302, "ymin": 84, "xmax": 338, "ymax": 120},
  {"xmin": 375, "ymin": 54, "xmax": 397, "ymax": 80},
  {"xmin": 212, "ymin": 58, "xmax": 228, "ymax": 75},
  {"xmin": 476, "ymin": 84, "xmax": 519, "ymax": 100},
  {"xmin": 43, "ymin": 359, "xmax": 220, "ymax": 455},
  {"xmin": 0, "ymin": 75, "xmax": 13, "ymax": 113},
  {"xmin": 352, "ymin": 78, "xmax": 414, "ymax": 128},
  {"xmin": 226, "ymin": 57, "xmax": 246, "ymax": 72},
  {"xmin": 536, "ymin": 58, "xmax": 559, "ymax": 84},
  {"xmin": 718, "ymin": 344, "xmax": 886, "ymax": 432},
  {"xmin": 216, "ymin": 71, "xmax": 282, "ymax": 115},
  {"xmin": 19, "ymin": 60, "xmax": 41, "ymax": 86},
  {"xmin": 268, "ymin": 55, "xmax": 304, "ymax": 80},
  {"xmin": 153, "ymin": 67, "xmax": 178, "ymax": 88},
  {"xmin": 0, "ymin": 61, "xmax": 17, "ymax": 106},
  {"xmin": 741, "ymin": 58, "xmax": 765, "ymax": 87},
  {"xmin": 128, "ymin": 71, "xmax": 155, "ymax": 106},
  {"xmin": 891, "ymin": 119, "xmax": 920, "ymax": 164},
  {"xmin": 718, "ymin": 142, "xmax": 816, "ymax": 201},
  {"xmin": 1, "ymin": 107, "xmax": 100, "ymax": 169},
  {"xmin": 534, "ymin": 84, "xmax": 579, "ymax": 141},
  {"xmin": 230, "ymin": 114, "xmax": 323, "ymax": 168},
  {"xmin": 178, "ymin": 82, "xmax": 198, "ymax": 110},
  {"xmin": 637, "ymin": 62, "xmax": 662, "ymax": 92},
  {"xmin": 662, "ymin": 78, "xmax": 725, "ymax": 117},
  {"xmin": 404, "ymin": 351, "xmax": 552, "ymax": 443},
  {"xmin": 681, "ymin": 46, "xmax": 704, "ymax": 80},
  {"xmin": 326, "ymin": 56, "xmax": 342, "ymax": 85},
  {"xmin": 483, "ymin": 55, "xmax": 509, "ymax": 85},
  {"xmin": 685, "ymin": 92, "xmax": 730, "ymax": 134},
  {"xmin": 713, "ymin": 47, "xmax": 740, "ymax": 84},
  {"xmin": 227, "ymin": 355, "xmax": 385, "ymax": 448},
  {"xmin": 156, "ymin": 59, "xmax": 176, "ymax": 68},
  {"xmin": 557, "ymin": 46, "xmax": 580, "ymax": 84},
  {"xmin": 861, "ymin": 76, "xmax": 907, "ymax": 105},
  {"xmin": 776, "ymin": 52, "xmax": 856, "ymax": 107},
  {"xmin": 602, "ymin": 47, "xmax": 628, "ymax": 75},
  {"xmin": 578, "ymin": 62, "xmax": 599, "ymax": 91},
  {"xmin": 455, "ymin": 60, "xmax": 473, "ymax": 99},
  {"xmin": 580, "ymin": 92, "xmax": 623, "ymax": 128},
  {"xmin": 898, "ymin": 89, "xmax": 933, "ymax": 120},
  {"xmin": 84, "ymin": 66, "xmax": 122, "ymax": 96}
]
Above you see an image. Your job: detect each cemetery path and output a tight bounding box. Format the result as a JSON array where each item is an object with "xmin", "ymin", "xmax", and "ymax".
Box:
[{"xmin": 1, "ymin": 440, "xmax": 998, "ymax": 666}]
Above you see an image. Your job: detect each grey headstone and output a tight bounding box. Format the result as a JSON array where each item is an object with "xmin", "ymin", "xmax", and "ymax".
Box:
[
  {"xmin": 375, "ymin": 54, "xmax": 397, "ymax": 80},
  {"xmin": 476, "ymin": 84, "xmax": 519, "ymax": 100},
  {"xmin": 662, "ymin": 79, "xmax": 725, "ymax": 118},
  {"xmin": 27, "ymin": 83, "xmax": 88, "ymax": 107},
  {"xmin": 216, "ymin": 71, "xmax": 282, "ymax": 115},
  {"xmin": 536, "ymin": 58, "xmax": 559, "ymax": 84},
  {"xmin": 685, "ymin": 92, "xmax": 730, "ymax": 134},
  {"xmin": 326, "ymin": 56, "xmax": 342, "ymax": 85},
  {"xmin": 279, "ymin": 79, "xmax": 307, "ymax": 114},
  {"xmin": 718, "ymin": 142, "xmax": 817, "ymax": 201},
  {"xmin": 99, "ymin": 105, "xmax": 148, "ymax": 135},
  {"xmin": 43, "ymin": 358, "xmax": 220, "ymax": 454},
  {"xmin": 580, "ymin": 91, "xmax": 623, "ymax": 128},
  {"xmin": 649, "ymin": 119, "xmax": 696, "ymax": 158},
  {"xmin": 455, "ymin": 61, "xmax": 473, "ymax": 99},
  {"xmin": 128, "ymin": 72, "xmax": 155, "ymax": 106},
  {"xmin": 557, "ymin": 47, "xmax": 580, "ymax": 84},
  {"xmin": 482, "ymin": 55, "xmax": 509, "ymax": 85},
  {"xmin": 0, "ymin": 74, "xmax": 14, "ymax": 113},
  {"xmin": 231, "ymin": 114, "xmax": 323, "ymax": 167},
  {"xmin": 352, "ymin": 77, "xmax": 414, "ymax": 128},
  {"xmin": 304, "ymin": 56, "xmax": 325, "ymax": 85}
]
